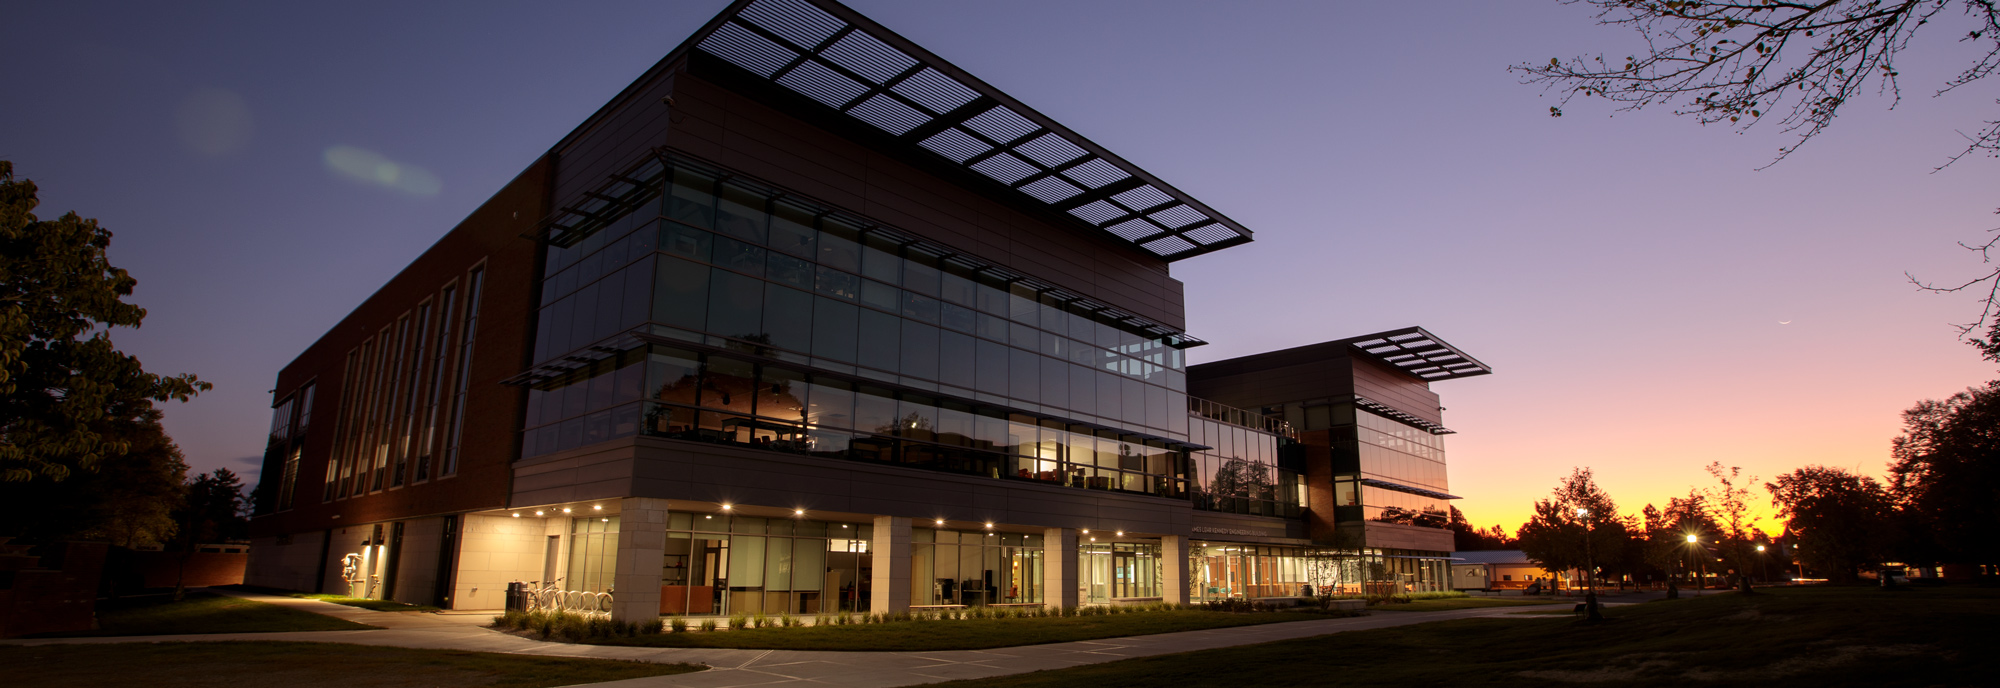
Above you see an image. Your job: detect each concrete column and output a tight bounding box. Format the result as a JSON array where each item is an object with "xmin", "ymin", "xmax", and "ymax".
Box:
[
  {"xmin": 870, "ymin": 516, "xmax": 911, "ymax": 614},
  {"xmin": 610, "ymin": 498, "xmax": 669, "ymax": 624},
  {"xmin": 1043, "ymin": 527, "xmax": 1077, "ymax": 610},
  {"xmin": 1160, "ymin": 535, "xmax": 1189, "ymax": 605}
]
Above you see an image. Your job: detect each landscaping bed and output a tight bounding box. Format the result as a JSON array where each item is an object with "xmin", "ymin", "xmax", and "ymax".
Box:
[{"xmin": 493, "ymin": 604, "xmax": 1361, "ymax": 652}]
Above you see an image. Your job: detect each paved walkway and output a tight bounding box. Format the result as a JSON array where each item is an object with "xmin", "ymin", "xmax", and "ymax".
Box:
[{"xmin": 4, "ymin": 590, "xmax": 1570, "ymax": 687}]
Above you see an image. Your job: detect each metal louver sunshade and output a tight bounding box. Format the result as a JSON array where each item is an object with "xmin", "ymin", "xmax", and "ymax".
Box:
[{"xmin": 692, "ymin": 0, "xmax": 1252, "ymax": 261}]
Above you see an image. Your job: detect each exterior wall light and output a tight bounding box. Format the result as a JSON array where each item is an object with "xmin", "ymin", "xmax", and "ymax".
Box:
[
  {"xmin": 593, "ymin": 505, "xmax": 602, "ymax": 511},
  {"xmin": 562, "ymin": 508, "xmax": 572, "ymax": 513},
  {"xmin": 1116, "ymin": 531, "xmax": 1124, "ymax": 537},
  {"xmin": 935, "ymin": 518, "xmax": 945, "ymax": 525},
  {"xmin": 721, "ymin": 504, "xmax": 733, "ymax": 511},
  {"xmin": 534, "ymin": 511, "xmax": 544, "ymax": 516},
  {"xmin": 984, "ymin": 522, "xmax": 993, "ymax": 528},
  {"xmin": 511, "ymin": 513, "xmax": 520, "ymax": 518},
  {"xmin": 794, "ymin": 509, "xmax": 805, "ymax": 516}
]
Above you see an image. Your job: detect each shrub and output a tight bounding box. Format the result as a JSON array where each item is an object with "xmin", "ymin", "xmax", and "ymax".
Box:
[
  {"xmin": 556, "ymin": 614, "xmax": 588, "ymax": 642},
  {"xmin": 729, "ymin": 614, "xmax": 748, "ymax": 630},
  {"xmin": 669, "ymin": 618, "xmax": 687, "ymax": 633},
  {"xmin": 534, "ymin": 613, "xmax": 556, "ymax": 638},
  {"xmin": 780, "ymin": 613, "xmax": 797, "ymax": 627},
  {"xmin": 700, "ymin": 619, "xmax": 717, "ymax": 632},
  {"xmin": 838, "ymin": 612, "xmax": 853, "ymax": 625},
  {"xmin": 752, "ymin": 613, "xmax": 768, "ymax": 628}
]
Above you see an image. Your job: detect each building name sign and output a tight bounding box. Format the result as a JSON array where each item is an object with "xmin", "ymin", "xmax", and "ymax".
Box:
[{"xmin": 1192, "ymin": 526, "xmax": 1280, "ymax": 537}]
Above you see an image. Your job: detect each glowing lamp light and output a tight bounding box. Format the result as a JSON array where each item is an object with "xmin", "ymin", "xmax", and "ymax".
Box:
[
  {"xmin": 794, "ymin": 509, "xmax": 805, "ymax": 516},
  {"xmin": 593, "ymin": 505, "xmax": 602, "ymax": 511},
  {"xmin": 562, "ymin": 507, "xmax": 572, "ymax": 514},
  {"xmin": 984, "ymin": 522, "xmax": 994, "ymax": 529},
  {"xmin": 511, "ymin": 513, "xmax": 520, "ymax": 518},
  {"xmin": 721, "ymin": 504, "xmax": 733, "ymax": 511},
  {"xmin": 534, "ymin": 511, "xmax": 544, "ymax": 516},
  {"xmin": 1686, "ymin": 535, "xmax": 1698, "ymax": 543},
  {"xmin": 935, "ymin": 518, "xmax": 945, "ymax": 525},
  {"xmin": 1757, "ymin": 545, "xmax": 1767, "ymax": 552},
  {"xmin": 1115, "ymin": 531, "xmax": 1124, "ymax": 537}
]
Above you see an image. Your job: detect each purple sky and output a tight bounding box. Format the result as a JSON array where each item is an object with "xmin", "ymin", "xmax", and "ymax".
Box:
[{"xmin": 6, "ymin": 1, "xmax": 1994, "ymax": 531}]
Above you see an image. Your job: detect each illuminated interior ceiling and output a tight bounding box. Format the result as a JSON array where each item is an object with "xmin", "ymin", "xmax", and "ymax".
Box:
[
  {"xmin": 691, "ymin": 0, "xmax": 1253, "ymax": 261},
  {"xmin": 1347, "ymin": 326, "xmax": 1492, "ymax": 382}
]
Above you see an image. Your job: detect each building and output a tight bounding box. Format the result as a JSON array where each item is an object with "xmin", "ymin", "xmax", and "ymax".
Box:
[
  {"xmin": 1449, "ymin": 550, "xmax": 1559, "ymax": 591},
  {"xmin": 245, "ymin": 0, "xmax": 1491, "ymax": 621}
]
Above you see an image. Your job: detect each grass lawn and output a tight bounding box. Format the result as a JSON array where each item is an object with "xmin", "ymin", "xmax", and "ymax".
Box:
[
  {"xmin": 36, "ymin": 591, "xmax": 374, "ymax": 637},
  {"xmin": 930, "ymin": 586, "xmax": 1999, "ymax": 687},
  {"xmin": 1367, "ymin": 597, "xmax": 1565, "ymax": 612},
  {"xmin": 589, "ymin": 610, "xmax": 1347, "ymax": 651},
  {"xmin": 2, "ymin": 641, "xmax": 702, "ymax": 688},
  {"xmin": 295, "ymin": 593, "xmax": 441, "ymax": 613}
]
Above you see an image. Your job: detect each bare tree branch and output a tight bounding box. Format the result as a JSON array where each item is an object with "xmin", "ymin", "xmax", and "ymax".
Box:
[{"xmin": 1515, "ymin": 1, "xmax": 1999, "ymax": 169}]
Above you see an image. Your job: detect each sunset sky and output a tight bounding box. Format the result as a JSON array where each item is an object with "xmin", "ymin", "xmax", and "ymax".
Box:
[{"xmin": 5, "ymin": 0, "xmax": 1994, "ymax": 536}]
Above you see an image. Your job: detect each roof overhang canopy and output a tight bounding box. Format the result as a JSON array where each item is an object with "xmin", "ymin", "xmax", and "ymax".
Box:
[
  {"xmin": 690, "ymin": 0, "xmax": 1253, "ymax": 261},
  {"xmin": 1360, "ymin": 478, "xmax": 1461, "ymax": 501},
  {"xmin": 1347, "ymin": 326, "xmax": 1492, "ymax": 381}
]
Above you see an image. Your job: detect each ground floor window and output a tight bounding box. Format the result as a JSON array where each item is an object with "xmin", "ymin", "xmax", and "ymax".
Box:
[
  {"xmin": 911, "ymin": 528, "xmax": 1043, "ymax": 606},
  {"xmin": 569, "ymin": 516, "xmax": 619, "ymax": 593},
  {"xmin": 1080, "ymin": 541, "xmax": 1160, "ymax": 603},
  {"xmin": 658, "ymin": 513, "xmax": 872, "ymax": 616},
  {"xmin": 1189, "ymin": 545, "xmax": 1452, "ymax": 601}
]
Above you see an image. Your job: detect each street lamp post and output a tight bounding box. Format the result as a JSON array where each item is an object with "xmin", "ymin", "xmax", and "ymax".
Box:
[
  {"xmin": 1579, "ymin": 508, "xmax": 1601, "ymax": 621},
  {"xmin": 1685, "ymin": 534, "xmax": 1703, "ymax": 596},
  {"xmin": 1755, "ymin": 544, "xmax": 1768, "ymax": 586}
]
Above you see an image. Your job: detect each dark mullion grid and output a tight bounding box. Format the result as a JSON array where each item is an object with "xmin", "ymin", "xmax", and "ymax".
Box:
[
  {"xmin": 957, "ymin": 126, "xmax": 1049, "ymax": 170},
  {"xmin": 733, "ymin": 16, "xmax": 944, "ymax": 122},
  {"xmin": 1005, "ymin": 151, "xmax": 1096, "ymax": 192},
  {"xmin": 1127, "ymin": 218, "xmax": 1223, "ymax": 248},
  {"xmin": 1048, "ymin": 176, "xmax": 1147, "ymax": 212},
  {"xmin": 897, "ymin": 96, "xmax": 997, "ymax": 144},
  {"xmin": 836, "ymin": 61, "xmax": 929, "ymax": 116},
  {"xmin": 742, "ymin": 18, "xmax": 855, "ymax": 83}
]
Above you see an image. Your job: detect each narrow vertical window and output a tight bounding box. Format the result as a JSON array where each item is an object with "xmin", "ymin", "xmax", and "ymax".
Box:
[
  {"xmin": 392, "ymin": 304, "xmax": 432, "ymax": 487},
  {"xmin": 371, "ymin": 318, "xmax": 409, "ymax": 491},
  {"xmin": 416, "ymin": 285, "xmax": 457, "ymax": 481},
  {"xmin": 280, "ymin": 385, "xmax": 312, "ymax": 510},
  {"xmin": 442, "ymin": 268, "xmax": 484, "ymax": 476}
]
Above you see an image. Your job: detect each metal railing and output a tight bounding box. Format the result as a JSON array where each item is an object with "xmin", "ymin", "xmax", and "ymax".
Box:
[{"xmin": 1188, "ymin": 397, "xmax": 1295, "ymax": 438}]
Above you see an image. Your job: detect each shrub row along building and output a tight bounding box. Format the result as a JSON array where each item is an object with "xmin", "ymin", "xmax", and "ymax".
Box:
[{"xmin": 246, "ymin": 0, "xmax": 1491, "ymax": 621}]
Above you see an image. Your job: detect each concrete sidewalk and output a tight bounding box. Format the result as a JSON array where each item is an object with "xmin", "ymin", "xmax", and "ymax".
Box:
[{"xmin": 5, "ymin": 590, "xmax": 1558, "ymax": 687}]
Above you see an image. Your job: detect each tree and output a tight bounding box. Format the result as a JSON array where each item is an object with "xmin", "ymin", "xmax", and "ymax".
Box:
[
  {"xmin": 0, "ymin": 406, "xmax": 188, "ymax": 547},
  {"xmin": 1515, "ymin": 467, "xmax": 1636, "ymax": 619},
  {"xmin": 1766, "ymin": 465, "xmax": 1894, "ymax": 583},
  {"xmin": 1514, "ymin": 3, "xmax": 2000, "ymax": 334},
  {"xmin": 171, "ymin": 468, "xmax": 248, "ymax": 600},
  {"xmin": 1517, "ymin": 1, "xmax": 2000, "ymax": 167},
  {"xmin": 1448, "ymin": 506, "xmax": 1518, "ymax": 550},
  {"xmin": 0, "ymin": 161, "xmax": 208, "ymax": 482},
  {"xmin": 1889, "ymin": 381, "xmax": 2000, "ymax": 569},
  {"xmin": 1703, "ymin": 462, "xmax": 1766, "ymax": 593}
]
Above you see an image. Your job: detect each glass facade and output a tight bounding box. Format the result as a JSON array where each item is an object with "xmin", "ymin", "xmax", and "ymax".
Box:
[
  {"xmin": 659, "ymin": 512, "xmax": 874, "ymax": 616},
  {"xmin": 1186, "ymin": 417, "xmax": 1303, "ymax": 517},
  {"xmin": 521, "ymin": 344, "xmax": 1191, "ymax": 497},
  {"xmin": 1188, "ymin": 544, "xmax": 1452, "ymax": 600},
  {"xmin": 569, "ymin": 516, "xmax": 620, "ymax": 593},
  {"xmin": 1350, "ymin": 409, "xmax": 1447, "ymax": 491},
  {"xmin": 1080, "ymin": 541, "xmax": 1162, "ymax": 602},
  {"xmin": 528, "ymin": 159, "xmax": 1194, "ymax": 451},
  {"xmin": 911, "ymin": 528, "xmax": 1044, "ymax": 606}
]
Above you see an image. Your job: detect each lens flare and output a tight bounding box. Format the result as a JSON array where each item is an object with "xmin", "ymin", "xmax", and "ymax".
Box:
[{"xmin": 323, "ymin": 145, "xmax": 441, "ymax": 196}]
